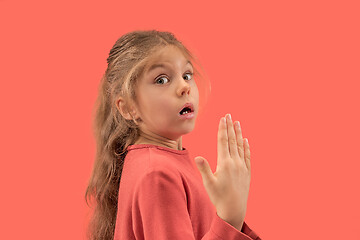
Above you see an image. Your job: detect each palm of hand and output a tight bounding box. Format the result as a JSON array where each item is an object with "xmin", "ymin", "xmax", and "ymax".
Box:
[{"xmin": 195, "ymin": 114, "xmax": 251, "ymax": 230}]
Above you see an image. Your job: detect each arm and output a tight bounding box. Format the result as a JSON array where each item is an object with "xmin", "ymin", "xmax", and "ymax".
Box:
[{"xmin": 132, "ymin": 166, "xmax": 259, "ymax": 239}]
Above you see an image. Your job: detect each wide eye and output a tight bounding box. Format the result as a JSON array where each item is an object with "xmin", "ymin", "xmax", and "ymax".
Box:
[
  {"xmin": 184, "ymin": 72, "xmax": 193, "ymax": 80},
  {"xmin": 155, "ymin": 76, "xmax": 169, "ymax": 84}
]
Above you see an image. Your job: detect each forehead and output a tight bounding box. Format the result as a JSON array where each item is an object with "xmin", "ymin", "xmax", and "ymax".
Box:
[{"xmin": 144, "ymin": 45, "xmax": 193, "ymax": 73}]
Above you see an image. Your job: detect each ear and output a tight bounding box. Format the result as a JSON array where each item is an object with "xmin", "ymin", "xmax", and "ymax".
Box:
[{"xmin": 116, "ymin": 97, "xmax": 140, "ymax": 120}]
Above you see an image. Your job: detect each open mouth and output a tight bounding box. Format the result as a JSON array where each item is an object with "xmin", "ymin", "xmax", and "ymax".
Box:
[
  {"xmin": 179, "ymin": 107, "xmax": 193, "ymax": 115},
  {"xmin": 179, "ymin": 103, "xmax": 194, "ymax": 115}
]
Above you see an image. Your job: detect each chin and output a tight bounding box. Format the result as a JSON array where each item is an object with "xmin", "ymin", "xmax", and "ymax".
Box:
[
  {"xmin": 168, "ymin": 125, "xmax": 195, "ymax": 139},
  {"xmin": 182, "ymin": 123, "xmax": 196, "ymax": 134}
]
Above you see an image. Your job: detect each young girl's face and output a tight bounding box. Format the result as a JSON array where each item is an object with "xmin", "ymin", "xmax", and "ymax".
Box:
[{"xmin": 134, "ymin": 45, "xmax": 199, "ymax": 141}]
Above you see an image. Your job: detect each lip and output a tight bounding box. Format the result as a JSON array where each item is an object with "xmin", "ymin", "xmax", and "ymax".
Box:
[
  {"xmin": 179, "ymin": 111, "xmax": 195, "ymax": 119},
  {"xmin": 178, "ymin": 102, "xmax": 194, "ymax": 115}
]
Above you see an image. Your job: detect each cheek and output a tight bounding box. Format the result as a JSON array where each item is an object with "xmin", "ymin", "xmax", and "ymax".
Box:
[
  {"xmin": 192, "ymin": 81, "xmax": 199, "ymax": 94},
  {"xmin": 151, "ymin": 99, "xmax": 174, "ymax": 120}
]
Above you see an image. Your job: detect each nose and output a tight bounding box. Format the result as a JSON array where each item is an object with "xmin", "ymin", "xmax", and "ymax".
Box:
[{"xmin": 177, "ymin": 78, "xmax": 191, "ymax": 96}]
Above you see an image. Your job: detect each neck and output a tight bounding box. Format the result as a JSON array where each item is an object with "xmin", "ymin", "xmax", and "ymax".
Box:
[{"xmin": 133, "ymin": 130, "xmax": 183, "ymax": 151}]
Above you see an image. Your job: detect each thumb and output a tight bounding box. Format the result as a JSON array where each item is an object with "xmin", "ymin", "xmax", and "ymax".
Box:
[{"xmin": 194, "ymin": 156, "xmax": 214, "ymax": 185}]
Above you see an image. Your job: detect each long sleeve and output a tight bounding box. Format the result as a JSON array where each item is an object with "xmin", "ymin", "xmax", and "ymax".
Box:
[
  {"xmin": 132, "ymin": 166, "xmax": 259, "ymax": 240},
  {"xmin": 241, "ymin": 221, "xmax": 262, "ymax": 240}
]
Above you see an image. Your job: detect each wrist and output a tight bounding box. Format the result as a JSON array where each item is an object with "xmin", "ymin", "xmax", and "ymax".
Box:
[
  {"xmin": 233, "ymin": 221, "xmax": 244, "ymax": 231},
  {"xmin": 216, "ymin": 212, "xmax": 245, "ymax": 231}
]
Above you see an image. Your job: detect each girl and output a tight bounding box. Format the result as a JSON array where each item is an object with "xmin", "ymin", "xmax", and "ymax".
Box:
[{"xmin": 85, "ymin": 30, "xmax": 261, "ymax": 240}]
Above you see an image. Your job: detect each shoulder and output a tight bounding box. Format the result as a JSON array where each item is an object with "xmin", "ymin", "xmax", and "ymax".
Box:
[
  {"xmin": 132, "ymin": 165, "xmax": 187, "ymax": 204},
  {"xmin": 137, "ymin": 165, "xmax": 182, "ymax": 188},
  {"xmin": 125, "ymin": 146, "xmax": 188, "ymax": 193},
  {"xmin": 135, "ymin": 165, "xmax": 185, "ymax": 196}
]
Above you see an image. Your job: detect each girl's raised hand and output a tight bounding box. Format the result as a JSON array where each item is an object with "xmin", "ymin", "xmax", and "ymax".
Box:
[{"xmin": 194, "ymin": 114, "xmax": 251, "ymax": 231}]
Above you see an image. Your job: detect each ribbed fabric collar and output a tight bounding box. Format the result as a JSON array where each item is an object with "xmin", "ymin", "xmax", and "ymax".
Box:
[{"xmin": 127, "ymin": 144, "xmax": 189, "ymax": 155}]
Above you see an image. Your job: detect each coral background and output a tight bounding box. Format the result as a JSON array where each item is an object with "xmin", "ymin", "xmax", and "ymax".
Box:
[{"xmin": 1, "ymin": 0, "xmax": 359, "ymax": 239}]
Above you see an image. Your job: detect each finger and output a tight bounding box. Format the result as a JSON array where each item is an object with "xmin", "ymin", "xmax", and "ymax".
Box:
[
  {"xmin": 194, "ymin": 156, "xmax": 215, "ymax": 186},
  {"xmin": 244, "ymin": 138, "xmax": 251, "ymax": 171},
  {"xmin": 217, "ymin": 117, "xmax": 229, "ymax": 165},
  {"xmin": 234, "ymin": 121, "xmax": 245, "ymax": 161},
  {"xmin": 226, "ymin": 114, "xmax": 238, "ymax": 159}
]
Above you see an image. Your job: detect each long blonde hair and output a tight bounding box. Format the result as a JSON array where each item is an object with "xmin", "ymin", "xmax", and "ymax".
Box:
[{"xmin": 84, "ymin": 30, "xmax": 209, "ymax": 240}]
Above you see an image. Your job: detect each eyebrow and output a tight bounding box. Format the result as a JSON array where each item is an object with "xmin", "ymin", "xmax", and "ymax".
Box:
[{"xmin": 147, "ymin": 60, "xmax": 193, "ymax": 73}]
